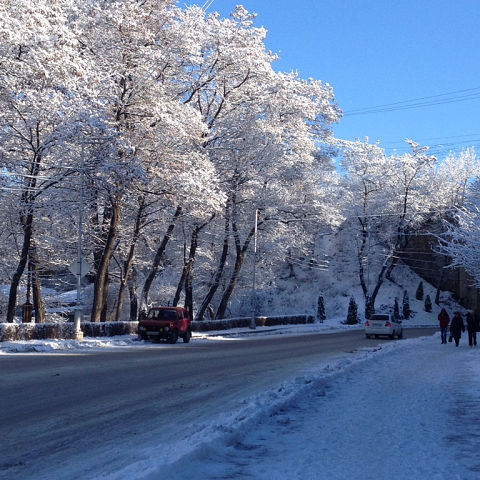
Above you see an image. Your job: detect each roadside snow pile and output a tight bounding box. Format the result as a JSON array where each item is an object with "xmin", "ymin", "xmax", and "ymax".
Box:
[
  {"xmin": 0, "ymin": 320, "xmax": 139, "ymax": 342},
  {"xmin": 0, "ymin": 335, "xmax": 139, "ymax": 353}
]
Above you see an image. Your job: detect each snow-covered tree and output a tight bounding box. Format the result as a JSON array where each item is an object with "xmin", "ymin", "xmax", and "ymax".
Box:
[
  {"xmin": 382, "ymin": 140, "xmax": 438, "ymax": 277},
  {"xmin": 5, "ymin": 2, "xmax": 478, "ymax": 325},
  {"xmin": 337, "ymin": 138, "xmax": 391, "ymax": 315},
  {"xmin": 437, "ymin": 179, "xmax": 480, "ymax": 284},
  {"xmin": 74, "ymin": 1, "xmax": 225, "ymax": 321},
  {"xmin": 430, "ymin": 148, "xmax": 479, "ymax": 208},
  {"xmin": 0, "ymin": 0, "xmax": 92, "ymax": 322},
  {"xmin": 338, "ymin": 139, "xmax": 442, "ymax": 314},
  {"xmin": 174, "ymin": 7, "xmax": 342, "ymax": 320}
]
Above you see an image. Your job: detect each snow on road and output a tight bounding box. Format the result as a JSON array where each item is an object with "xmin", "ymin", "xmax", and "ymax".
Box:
[{"xmin": 134, "ymin": 334, "xmax": 480, "ymax": 480}]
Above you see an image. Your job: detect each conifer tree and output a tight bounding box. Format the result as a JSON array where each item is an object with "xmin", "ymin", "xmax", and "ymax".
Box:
[
  {"xmin": 415, "ymin": 281, "xmax": 424, "ymax": 301},
  {"xmin": 346, "ymin": 297, "xmax": 358, "ymax": 325},
  {"xmin": 424, "ymin": 294, "xmax": 432, "ymax": 312},
  {"xmin": 317, "ymin": 295, "xmax": 326, "ymax": 323},
  {"xmin": 402, "ymin": 290, "xmax": 411, "ymax": 319}
]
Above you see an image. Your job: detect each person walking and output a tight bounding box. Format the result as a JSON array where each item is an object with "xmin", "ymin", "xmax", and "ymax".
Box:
[
  {"xmin": 438, "ymin": 307, "xmax": 450, "ymax": 344},
  {"xmin": 450, "ymin": 311, "xmax": 465, "ymax": 347},
  {"xmin": 466, "ymin": 310, "xmax": 478, "ymax": 347}
]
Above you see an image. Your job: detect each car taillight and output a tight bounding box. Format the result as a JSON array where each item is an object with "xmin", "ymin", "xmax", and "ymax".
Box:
[
  {"xmin": 385, "ymin": 322, "xmax": 391, "ymax": 327},
  {"xmin": 365, "ymin": 321, "xmax": 370, "ymax": 327}
]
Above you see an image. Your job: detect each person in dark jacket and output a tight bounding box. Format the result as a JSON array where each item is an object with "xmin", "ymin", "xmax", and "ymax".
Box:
[
  {"xmin": 450, "ymin": 311, "xmax": 465, "ymax": 347},
  {"xmin": 438, "ymin": 307, "xmax": 450, "ymax": 344},
  {"xmin": 466, "ymin": 310, "xmax": 479, "ymax": 347}
]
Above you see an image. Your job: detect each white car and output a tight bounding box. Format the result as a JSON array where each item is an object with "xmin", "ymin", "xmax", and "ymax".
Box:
[{"xmin": 365, "ymin": 314, "xmax": 403, "ymax": 339}]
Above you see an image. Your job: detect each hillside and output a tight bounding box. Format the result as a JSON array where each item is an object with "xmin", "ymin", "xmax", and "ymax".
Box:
[{"xmin": 248, "ymin": 225, "xmax": 459, "ymax": 327}]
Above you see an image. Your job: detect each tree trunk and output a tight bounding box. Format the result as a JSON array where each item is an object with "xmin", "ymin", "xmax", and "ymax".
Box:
[
  {"xmin": 216, "ymin": 224, "xmax": 256, "ymax": 320},
  {"xmin": 128, "ymin": 266, "xmax": 139, "ymax": 322},
  {"xmin": 141, "ymin": 205, "xmax": 183, "ymax": 311},
  {"xmin": 195, "ymin": 204, "xmax": 230, "ymax": 322},
  {"xmin": 357, "ymin": 217, "xmax": 369, "ymax": 299},
  {"xmin": 173, "ymin": 215, "xmax": 214, "ymax": 312},
  {"xmin": 116, "ymin": 274, "xmax": 128, "ymax": 322},
  {"xmin": 385, "ymin": 187, "xmax": 411, "ymax": 281},
  {"xmin": 356, "ymin": 215, "xmax": 373, "ymax": 318},
  {"xmin": 91, "ymin": 200, "xmax": 122, "ymax": 323},
  {"xmin": 385, "ymin": 253, "xmax": 401, "ymax": 281},
  {"xmin": 367, "ymin": 260, "xmax": 389, "ymax": 312},
  {"xmin": 185, "ymin": 268, "xmax": 193, "ymax": 319},
  {"xmin": 173, "ymin": 260, "xmax": 193, "ymax": 307},
  {"xmin": 6, "ymin": 150, "xmax": 41, "ymax": 323},
  {"xmin": 100, "ymin": 273, "xmax": 110, "ymax": 322},
  {"xmin": 92, "ymin": 200, "xmax": 109, "ymax": 270},
  {"xmin": 367, "ymin": 190, "xmax": 411, "ymax": 311},
  {"xmin": 29, "ymin": 243, "xmax": 45, "ymax": 323},
  {"xmin": 6, "ymin": 213, "xmax": 33, "ymax": 323},
  {"xmin": 115, "ymin": 197, "xmax": 145, "ymax": 322}
]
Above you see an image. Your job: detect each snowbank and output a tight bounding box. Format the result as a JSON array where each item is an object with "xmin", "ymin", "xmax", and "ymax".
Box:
[{"xmin": 0, "ymin": 321, "xmax": 138, "ymax": 342}]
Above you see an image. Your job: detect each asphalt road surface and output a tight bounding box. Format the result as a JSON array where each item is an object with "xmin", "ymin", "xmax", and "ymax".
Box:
[{"xmin": 0, "ymin": 328, "xmax": 436, "ymax": 479}]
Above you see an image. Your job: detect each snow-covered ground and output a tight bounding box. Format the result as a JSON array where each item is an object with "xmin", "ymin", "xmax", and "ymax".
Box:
[
  {"xmin": 119, "ymin": 333, "xmax": 480, "ymax": 480},
  {"xmin": 168, "ymin": 334, "xmax": 480, "ymax": 480},
  {"xmin": 2, "ymin": 324, "xmax": 479, "ymax": 479}
]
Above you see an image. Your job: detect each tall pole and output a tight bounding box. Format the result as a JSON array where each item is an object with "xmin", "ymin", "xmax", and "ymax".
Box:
[
  {"xmin": 73, "ymin": 140, "xmax": 85, "ymax": 340},
  {"xmin": 26, "ymin": 259, "xmax": 31, "ymax": 304},
  {"xmin": 250, "ymin": 208, "xmax": 258, "ymax": 329}
]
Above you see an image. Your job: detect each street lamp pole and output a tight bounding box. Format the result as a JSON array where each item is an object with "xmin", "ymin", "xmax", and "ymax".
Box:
[
  {"xmin": 250, "ymin": 208, "xmax": 259, "ymax": 329},
  {"xmin": 73, "ymin": 140, "xmax": 85, "ymax": 340},
  {"xmin": 71, "ymin": 134, "xmax": 113, "ymax": 338}
]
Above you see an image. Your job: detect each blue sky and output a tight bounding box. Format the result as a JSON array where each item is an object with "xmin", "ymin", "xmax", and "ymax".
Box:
[{"xmin": 203, "ymin": 0, "xmax": 480, "ymax": 157}]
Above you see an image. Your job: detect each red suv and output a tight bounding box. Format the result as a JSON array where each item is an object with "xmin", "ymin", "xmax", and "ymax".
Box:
[{"xmin": 138, "ymin": 307, "xmax": 192, "ymax": 344}]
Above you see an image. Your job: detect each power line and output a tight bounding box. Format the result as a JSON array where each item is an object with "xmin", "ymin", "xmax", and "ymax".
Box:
[
  {"xmin": 380, "ymin": 133, "xmax": 480, "ymax": 146},
  {"xmin": 201, "ymin": 0, "xmax": 216, "ymax": 10},
  {"xmin": 383, "ymin": 141, "xmax": 479, "ymax": 156},
  {"xmin": 344, "ymin": 86, "xmax": 480, "ymax": 116}
]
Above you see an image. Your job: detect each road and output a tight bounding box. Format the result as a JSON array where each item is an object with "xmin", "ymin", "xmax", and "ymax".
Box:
[{"xmin": 0, "ymin": 328, "xmax": 436, "ymax": 479}]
